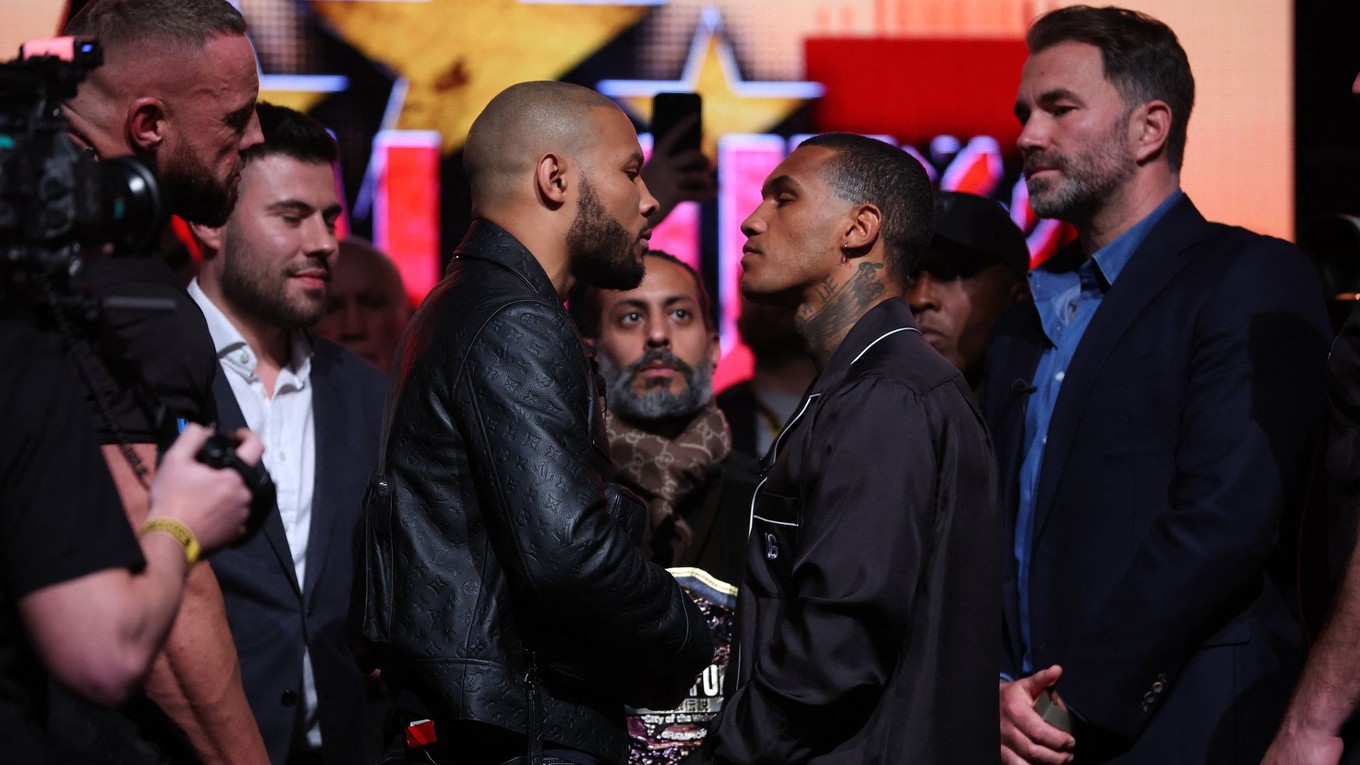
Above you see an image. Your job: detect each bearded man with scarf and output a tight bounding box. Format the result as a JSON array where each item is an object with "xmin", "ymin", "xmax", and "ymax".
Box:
[
  {"xmin": 571, "ymin": 251, "xmax": 758, "ymax": 586},
  {"xmin": 570, "ymin": 250, "xmax": 756, "ymax": 762}
]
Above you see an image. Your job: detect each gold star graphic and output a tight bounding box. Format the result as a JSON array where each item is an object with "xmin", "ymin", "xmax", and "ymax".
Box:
[
  {"xmin": 309, "ymin": 0, "xmax": 653, "ymax": 155},
  {"xmin": 598, "ymin": 7, "xmax": 824, "ymax": 159}
]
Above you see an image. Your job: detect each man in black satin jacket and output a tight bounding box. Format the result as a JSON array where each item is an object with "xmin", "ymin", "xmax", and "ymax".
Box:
[
  {"xmin": 358, "ymin": 81, "xmax": 713, "ymax": 765},
  {"xmin": 692, "ymin": 134, "xmax": 1001, "ymax": 764}
]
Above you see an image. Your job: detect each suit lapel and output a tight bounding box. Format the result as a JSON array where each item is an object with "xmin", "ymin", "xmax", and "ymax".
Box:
[
  {"xmin": 993, "ymin": 309, "xmax": 1046, "ymax": 547},
  {"xmin": 1032, "ymin": 197, "xmax": 1211, "ymax": 539},
  {"xmin": 303, "ymin": 344, "xmax": 337, "ymax": 602},
  {"xmin": 212, "ymin": 366, "xmax": 303, "ymax": 599},
  {"xmin": 989, "ymin": 308, "xmax": 1046, "ymax": 665}
]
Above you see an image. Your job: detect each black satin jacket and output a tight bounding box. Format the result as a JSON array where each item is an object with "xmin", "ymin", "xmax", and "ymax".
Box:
[
  {"xmin": 360, "ymin": 221, "xmax": 713, "ymax": 763},
  {"xmin": 694, "ymin": 299, "xmax": 1001, "ymax": 764}
]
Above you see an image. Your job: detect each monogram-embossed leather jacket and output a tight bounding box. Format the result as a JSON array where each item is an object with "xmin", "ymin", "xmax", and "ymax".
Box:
[{"xmin": 360, "ymin": 221, "xmax": 713, "ymax": 763}]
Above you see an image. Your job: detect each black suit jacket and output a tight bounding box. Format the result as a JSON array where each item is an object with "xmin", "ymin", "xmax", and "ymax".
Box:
[
  {"xmin": 979, "ymin": 196, "xmax": 1330, "ymax": 762},
  {"xmin": 716, "ymin": 382, "xmax": 760, "ymax": 457},
  {"xmin": 210, "ymin": 336, "xmax": 386, "ymax": 764}
]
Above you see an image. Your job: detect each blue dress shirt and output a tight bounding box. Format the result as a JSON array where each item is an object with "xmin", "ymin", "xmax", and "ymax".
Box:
[{"xmin": 1014, "ymin": 190, "xmax": 1184, "ymax": 673}]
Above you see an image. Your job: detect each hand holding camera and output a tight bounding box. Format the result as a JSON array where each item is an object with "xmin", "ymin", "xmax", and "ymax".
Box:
[
  {"xmin": 194, "ymin": 427, "xmax": 276, "ymax": 542},
  {"xmin": 147, "ymin": 424, "xmax": 268, "ymax": 559}
]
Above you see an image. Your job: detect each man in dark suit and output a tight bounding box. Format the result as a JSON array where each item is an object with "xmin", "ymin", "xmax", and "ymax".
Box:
[
  {"xmin": 984, "ymin": 7, "xmax": 1330, "ymax": 764},
  {"xmin": 187, "ymin": 103, "xmax": 386, "ymax": 764}
]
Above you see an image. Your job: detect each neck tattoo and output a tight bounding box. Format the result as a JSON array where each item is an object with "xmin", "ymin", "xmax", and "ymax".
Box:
[{"xmin": 797, "ymin": 261, "xmax": 887, "ymax": 367}]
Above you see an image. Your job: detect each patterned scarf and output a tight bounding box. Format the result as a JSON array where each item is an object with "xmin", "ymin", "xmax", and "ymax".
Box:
[{"xmin": 605, "ymin": 404, "xmax": 733, "ymax": 565}]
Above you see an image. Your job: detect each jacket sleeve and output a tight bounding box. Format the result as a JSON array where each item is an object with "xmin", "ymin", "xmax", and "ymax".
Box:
[
  {"xmin": 458, "ymin": 299, "xmax": 712, "ymax": 704},
  {"xmin": 698, "ymin": 376, "xmax": 938, "ymax": 764},
  {"xmin": 1056, "ymin": 237, "xmax": 1329, "ymax": 739}
]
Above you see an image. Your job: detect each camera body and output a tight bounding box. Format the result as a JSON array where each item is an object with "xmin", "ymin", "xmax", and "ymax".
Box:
[
  {"xmin": 0, "ymin": 37, "xmax": 162, "ymax": 288},
  {"xmin": 196, "ymin": 431, "xmax": 277, "ymax": 542}
]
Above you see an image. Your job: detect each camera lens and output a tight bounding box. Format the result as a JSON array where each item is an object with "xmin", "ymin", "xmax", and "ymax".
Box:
[{"xmin": 96, "ymin": 154, "xmax": 162, "ymax": 251}]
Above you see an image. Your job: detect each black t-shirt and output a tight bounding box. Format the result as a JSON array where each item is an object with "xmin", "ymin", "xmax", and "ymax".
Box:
[
  {"xmin": 0, "ymin": 318, "xmax": 145, "ymax": 762},
  {"xmin": 70, "ymin": 257, "xmax": 219, "ymax": 445}
]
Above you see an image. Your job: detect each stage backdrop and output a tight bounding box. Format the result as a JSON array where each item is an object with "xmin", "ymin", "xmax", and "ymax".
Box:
[{"xmin": 3, "ymin": 0, "xmax": 1293, "ymax": 381}]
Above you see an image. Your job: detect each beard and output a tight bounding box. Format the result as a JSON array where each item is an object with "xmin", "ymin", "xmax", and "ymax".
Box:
[
  {"xmin": 599, "ymin": 347, "xmax": 713, "ymax": 424},
  {"xmin": 160, "ymin": 140, "xmax": 238, "ymax": 227},
  {"xmin": 568, "ymin": 175, "xmax": 646, "ymax": 291},
  {"xmin": 1024, "ymin": 117, "xmax": 1136, "ymax": 221},
  {"xmin": 219, "ymin": 223, "xmax": 329, "ymax": 331}
]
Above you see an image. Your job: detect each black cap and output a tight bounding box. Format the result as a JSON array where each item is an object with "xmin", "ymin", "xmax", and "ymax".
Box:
[{"xmin": 929, "ymin": 191, "xmax": 1030, "ymax": 277}]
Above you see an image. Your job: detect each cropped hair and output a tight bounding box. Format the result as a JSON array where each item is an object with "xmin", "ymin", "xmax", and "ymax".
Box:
[
  {"xmin": 569, "ymin": 251, "xmax": 714, "ymax": 339},
  {"xmin": 798, "ymin": 133, "xmax": 934, "ymax": 286},
  {"xmin": 1028, "ymin": 5, "xmax": 1195, "ymax": 171},
  {"xmin": 464, "ymin": 81, "xmax": 623, "ymax": 208},
  {"xmin": 244, "ymin": 102, "xmax": 339, "ymax": 166},
  {"xmin": 65, "ymin": 0, "xmax": 248, "ymax": 52}
]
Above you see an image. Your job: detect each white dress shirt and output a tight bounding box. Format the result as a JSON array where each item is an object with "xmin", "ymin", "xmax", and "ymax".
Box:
[{"xmin": 188, "ymin": 279, "xmax": 322, "ymax": 750}]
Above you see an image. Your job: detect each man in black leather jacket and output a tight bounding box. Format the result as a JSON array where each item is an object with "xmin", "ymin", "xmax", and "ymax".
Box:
[{"xmin": 360, "ymin": 81, "xmax": 714, "ymax": 765}]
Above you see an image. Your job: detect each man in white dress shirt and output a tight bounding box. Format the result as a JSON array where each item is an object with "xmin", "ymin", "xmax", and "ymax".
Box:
[{"xmin": 187, "ymin": 102, "xmax": 387, "ymax": 765}]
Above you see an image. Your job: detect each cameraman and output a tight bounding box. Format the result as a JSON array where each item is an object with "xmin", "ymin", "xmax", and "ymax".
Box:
[
  {"xmin": 2, "ymin": 317, "xmax": 262, "ymax": 763},
  {"xmin": 45, "ymin": 1, "xmax": 272, "ymax": 762}
]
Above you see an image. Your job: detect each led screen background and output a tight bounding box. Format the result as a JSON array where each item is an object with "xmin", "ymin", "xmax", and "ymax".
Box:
[
  {"xmin": 3, "ymin": 0, "xmax": 1295, "ymax": 239},
  {"xmin": 3, "ymin": 0, "xmax": 1302, "ymax": 379},
  {"xmin": 631, "ymin": 0, "xmax": 1292, "ymax": 241}
]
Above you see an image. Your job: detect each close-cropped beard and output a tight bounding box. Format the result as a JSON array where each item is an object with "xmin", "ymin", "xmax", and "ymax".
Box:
[
  {"xmin": 567, "ymin": 175, "xmax": 645, "ymax": 290},
  {"xmin": 598, "ymin": 347, "xmax": 713, "ymax": 424}
]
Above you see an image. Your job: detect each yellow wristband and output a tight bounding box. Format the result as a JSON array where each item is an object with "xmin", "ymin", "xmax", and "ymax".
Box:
[{"xmin": 140, "ymin": 518, "xmax": 201, "ymax": 567}]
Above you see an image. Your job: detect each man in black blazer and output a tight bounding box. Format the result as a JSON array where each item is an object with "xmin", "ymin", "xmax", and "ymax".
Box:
[
  {"xmin": 984, "ymin": 7, "xmax": 1330, "ymax": 764},
  {"xmin": 188, "ymin": 104, "xmax": 386, "ymax": 764}
]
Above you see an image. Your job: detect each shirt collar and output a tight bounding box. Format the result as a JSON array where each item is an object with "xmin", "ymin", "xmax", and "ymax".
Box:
[
  {"xmin": 456, "ymin": 219, "xmax": 562, "ymax": 303},
  {"xmin": 1029, "ymin": 189, "xmax": 1184, "ymax": 301},
  {"xmin": 187, "ymin": 278, "xmax": 313, "ymax": 382},
  {"xmin": 810, "ymin": 297, "xmax": 919, "ymax": 395},
  {"xmin": 1089, "ymin": 188, "xmax": 1185, "ymax": 287}
]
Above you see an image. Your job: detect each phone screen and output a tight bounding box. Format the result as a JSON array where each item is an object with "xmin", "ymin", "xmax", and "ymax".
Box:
[{"xmin": 651, "ymin": 91, "xmax": 702, "ymax": 156}]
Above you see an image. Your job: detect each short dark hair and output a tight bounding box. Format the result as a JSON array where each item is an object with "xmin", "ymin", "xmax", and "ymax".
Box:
[
  {"xmin": 569, "ymin": 250, "xmax": 714, "ymax": 339},
  {"xmin": 244, "ymin": 102, "xmax": 339, "ymax": 167},
  {"xmin": 1028, "ymin": 5, "xmax": 1194, "ymax": 172},
  {"xmin": 66, "ymin": 0, "xmax": 248, "ymax": 51},
  {"xmin": 797, "ymin": 133, "xmax": 934, "ymax": 286}
]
